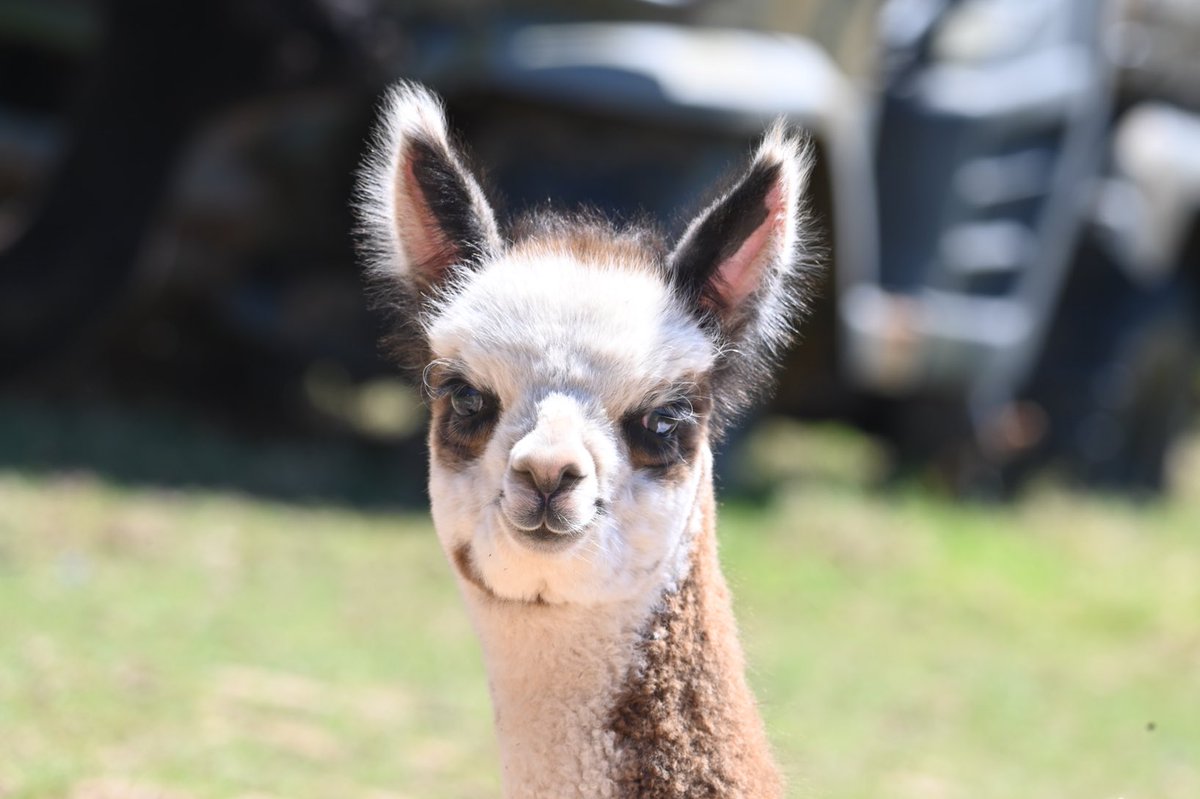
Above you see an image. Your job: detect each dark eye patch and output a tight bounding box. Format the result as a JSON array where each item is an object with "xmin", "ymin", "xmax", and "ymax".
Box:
[
  {"xmin": 430, "ymin": 374, "xmax": 500, "ymax": 467},
  {"xmin": 622, "ymin": 391, "xmax": 709, "ymax": 476}
]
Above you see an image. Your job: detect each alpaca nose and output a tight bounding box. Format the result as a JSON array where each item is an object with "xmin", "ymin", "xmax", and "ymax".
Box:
[
  {"xmin": 509, "ymin": 452, "xmax": 586, "ymax": 499},
  {"xmin": 501, "ymin": 393, "xmax": 600, "ymax": 540}
]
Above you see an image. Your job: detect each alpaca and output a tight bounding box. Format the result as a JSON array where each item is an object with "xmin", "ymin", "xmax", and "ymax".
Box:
[{"xmin": 357, "ymin": 83, "xmax": 813, "ymax": 799}]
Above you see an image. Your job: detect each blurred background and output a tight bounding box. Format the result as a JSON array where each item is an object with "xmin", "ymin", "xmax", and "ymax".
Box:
[
  {"xmin": 1, "ymin": 1, "xmax": 1198, "ymax": 797},
  {"xmin": 2, "ymin": 0, "xmax": 1198, "ymax": 498}
]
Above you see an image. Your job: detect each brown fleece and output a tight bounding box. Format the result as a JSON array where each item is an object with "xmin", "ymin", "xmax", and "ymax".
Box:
[
  {"xmin": 430, "ymin": 398, "xmax": 496, "ymax": 468},
  {"xmin": 508, "ymin": 212, "xmax": 667, "ymax": 274},
  {"xmin": 451, "ymin": 543, "xmax": 494, "ymax": 598},
  {"xmin": 608, "ymin": 480, "xmax": 783, "ymax": 798}
]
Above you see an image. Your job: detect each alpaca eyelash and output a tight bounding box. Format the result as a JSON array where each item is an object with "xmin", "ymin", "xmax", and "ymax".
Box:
[
  {"xmin": 642, "ymin": 387, "xmax": 704, "ymax": 425},
  {"xmin": 420, "ymin": 359, "xmax": 454, "ymax": 400},
  {"xmin": 430, "ymin": 378, "xmax": 466, "ymax": 399},
  {"xmin": 660, "ymin": 399, "xmax": 698, "ymax": 426},
  {"xmin": 422, "ymin": 359, "xmax": 486, "ymax": 402}
]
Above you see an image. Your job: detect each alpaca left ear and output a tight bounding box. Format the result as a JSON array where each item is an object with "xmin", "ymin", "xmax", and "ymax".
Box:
[{"xmin": 669, "ymin": 123, "xmax": 810, "ymax": 337}]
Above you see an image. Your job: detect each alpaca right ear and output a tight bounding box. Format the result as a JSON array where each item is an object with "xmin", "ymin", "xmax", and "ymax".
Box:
[
  {"xmin": 667, "ymin": 124, "xmax": 813, "ymax": 432},
  {"xmin": 358, "ymin": 83, "xmax": 501, "ymax": 296}
]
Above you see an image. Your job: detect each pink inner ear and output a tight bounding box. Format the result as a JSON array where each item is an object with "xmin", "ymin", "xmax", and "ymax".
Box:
[
  {"xmin": 396, "ymin": 154, "xmax": 456, "ymax": 288},
  {"xmin": 710, "ymin": 182, "xmax": 785, "ymax": 311}
]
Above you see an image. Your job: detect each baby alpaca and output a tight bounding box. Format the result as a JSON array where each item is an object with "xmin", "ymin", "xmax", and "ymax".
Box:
[{"xmin": 358, "ymin": 82, "xmax": 813, "ymax": 798}]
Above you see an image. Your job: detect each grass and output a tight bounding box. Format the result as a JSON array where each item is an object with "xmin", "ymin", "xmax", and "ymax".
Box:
[{"xmin": 1, "ymin": 421, "xmax": 1198, "ymax": 799}]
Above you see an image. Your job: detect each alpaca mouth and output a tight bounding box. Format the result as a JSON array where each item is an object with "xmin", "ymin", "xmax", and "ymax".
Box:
[
  {"xmin": 497, "ymin": 492, "xmax": 588, "ymax": 551},
  {"xmin": 503, "ymin": 519, "xmax": 582, "ymax": 552}
]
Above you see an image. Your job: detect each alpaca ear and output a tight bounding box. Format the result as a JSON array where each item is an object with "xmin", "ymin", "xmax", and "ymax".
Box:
[
  {"xmin": 668, "ymin": 123, "xmax": 810, "ymax": 337},
  {"xmin": 668, "ymin": 124, "xmax": 813, "ymax": 431},
  {"xmin": 358, "ymin": 82, "xmax": 501, "ymax": 296}
]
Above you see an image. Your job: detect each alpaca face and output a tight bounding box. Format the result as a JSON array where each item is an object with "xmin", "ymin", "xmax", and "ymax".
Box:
[
  {"xmin": 423, "ymin": 251, "xmax": 715, "ymax": 604},
  {"xmin": 358, "ymin": 83, "xmax": 811, "ymax": 606}
]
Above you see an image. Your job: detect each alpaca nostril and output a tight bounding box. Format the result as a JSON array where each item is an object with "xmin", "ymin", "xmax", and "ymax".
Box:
[
  {"xmin": 513, "ymin": 461, "xmax": 584, "ymax": 499},
  {"xmin": 511, "ymin": 465, "xmax": 548, "ymax": 498},
  {"xmin": 554, "ymin": 467, "xmax": 584, "ymax": 498}
]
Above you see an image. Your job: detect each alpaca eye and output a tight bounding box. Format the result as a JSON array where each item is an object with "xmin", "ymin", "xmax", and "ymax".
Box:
[
  {"xmin": 450, "ymin": 384, "xmax": 485, "ymax": 416},
  {"xmin": 642, "ymin": 406, "xmax": 683, "ymax": 437},
  {"xmin": 624, "ymin": 398, "xmax": 702, "ymax": 471}
]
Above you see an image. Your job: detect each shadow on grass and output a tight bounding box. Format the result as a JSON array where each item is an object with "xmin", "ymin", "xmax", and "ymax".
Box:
[{"xmin": 0, "ymin": 398, "xmax": 430, "ymax": 510}]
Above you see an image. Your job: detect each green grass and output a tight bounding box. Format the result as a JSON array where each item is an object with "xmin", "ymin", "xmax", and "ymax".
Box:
[{"xmin": 1, "ymin": 425, "xmax": 1198, "ymax": 799}]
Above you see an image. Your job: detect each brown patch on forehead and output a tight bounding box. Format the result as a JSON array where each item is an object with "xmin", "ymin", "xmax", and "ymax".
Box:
[{"xmin": 508, "ymin": 212, "xmax": 667, "ymax": 274}]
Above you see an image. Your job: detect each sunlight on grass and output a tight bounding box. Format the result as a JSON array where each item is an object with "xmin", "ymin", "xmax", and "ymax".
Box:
[
  {"xmin": 1, "ymin": 427, "xmax": 1198, "ymax": 798},
  {"xmin": 0, "ymin": 478, "xmax": 496, "ymax": 799}
]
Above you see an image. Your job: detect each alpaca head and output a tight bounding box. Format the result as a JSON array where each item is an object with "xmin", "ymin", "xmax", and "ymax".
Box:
[{"xmin": 359, "ymin": 84, "xmax": 812, "ymax": 607}]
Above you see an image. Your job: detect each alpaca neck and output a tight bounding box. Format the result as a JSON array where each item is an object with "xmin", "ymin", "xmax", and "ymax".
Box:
[{"xmin": 461, "ymin": 463, "xmax": 782, "ymax": 799}]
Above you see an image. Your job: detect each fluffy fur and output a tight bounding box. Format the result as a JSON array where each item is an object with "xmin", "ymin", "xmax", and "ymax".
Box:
[
  {"xmin": 609, "ymin": 467, "xmax": 781, "ymax": 797},
  {"xmin": 356, "ymin": 81, "xmax": 812, "ymax": 798}
]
